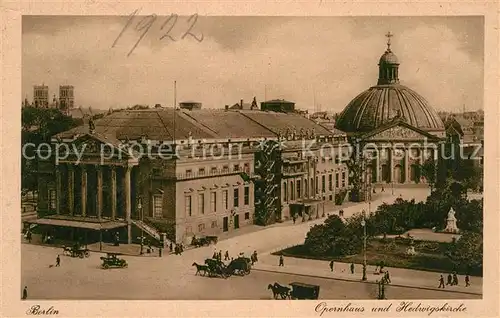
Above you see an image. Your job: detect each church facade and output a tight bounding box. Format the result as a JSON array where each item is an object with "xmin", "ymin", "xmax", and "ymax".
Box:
[{"xmin": 335, "ymin": 33, "xmax": 446, "ymax": 185}]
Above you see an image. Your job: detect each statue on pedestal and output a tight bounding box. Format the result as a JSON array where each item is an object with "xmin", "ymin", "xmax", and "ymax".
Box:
[{"xmin": 444, "ymin": 208, "xmax": 459, "ymax": 233}]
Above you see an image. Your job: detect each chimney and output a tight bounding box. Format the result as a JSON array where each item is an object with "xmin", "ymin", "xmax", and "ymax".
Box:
[{"xmin": 240, "ymin": 99, "xmax": 243, "ymax": 108}]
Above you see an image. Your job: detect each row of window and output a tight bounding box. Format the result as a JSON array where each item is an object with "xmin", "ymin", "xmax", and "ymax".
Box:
[
  {"xmin": 185, "ymin": 212, "xmax": 251, "ymax": 234},
  {"xmin": 185, "ymin": 186, "xmax": 250, "ymax": 216},
  {"xmin": 185, "ymin": 162, "xmax": 251, "ymax": 177},
  {"xmin": 282, "ymin": 172, "xmax": 347, "ymax": 202}
]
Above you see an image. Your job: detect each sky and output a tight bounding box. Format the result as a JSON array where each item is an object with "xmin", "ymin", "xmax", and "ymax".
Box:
[{"xmin": 22, "ymin": 16, "xmax": 484, "ymax": 113}]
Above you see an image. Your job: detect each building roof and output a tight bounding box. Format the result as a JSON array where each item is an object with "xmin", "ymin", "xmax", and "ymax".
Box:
[
  {"xmin": 56, "ymin": 109, "xmax": 335, "ymax": 142},
  {"xmin": 379, "ymin": 49, "xmax": 399, "ymax": 64},
  {"xmin": 262, "ymin": 99, "xmax": 295, "ymax": 104},
  {"xmin": 181, "ymin": 110, "xmax": 275, "ymax": 138},
  {"xmin": 239, "ymin": 110, "xmax": 332, "ymax": 136}
]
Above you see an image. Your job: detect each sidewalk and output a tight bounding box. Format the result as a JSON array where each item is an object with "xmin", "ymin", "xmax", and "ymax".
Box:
[{"xmin": 253, "ymin": 254, "xmax": 482, "ymax": 296}]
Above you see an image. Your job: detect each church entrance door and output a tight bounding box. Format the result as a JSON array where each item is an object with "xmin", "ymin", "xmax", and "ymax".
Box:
[
  {"xmin": 394, "ymin": 165, "xmax": 403, "ymax": 183},
  {"xmin": 381, "ymin": 164, "xmax": 390, "ymax": 183}
]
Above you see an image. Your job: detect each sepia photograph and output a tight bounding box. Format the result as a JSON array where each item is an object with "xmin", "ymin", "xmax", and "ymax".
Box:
[
  {"xmin": 1, "ymin": 3, "xmax": 497, "ymax": 316},
  {"xmin": 18, "ymin": 14, "xmax": 487, "ymax": 302}
]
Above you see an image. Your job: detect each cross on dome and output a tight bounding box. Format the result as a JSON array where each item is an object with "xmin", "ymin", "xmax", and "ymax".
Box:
[{"xmin": 385, "ymin": 31, "xmax": 394, "ymax": 51}]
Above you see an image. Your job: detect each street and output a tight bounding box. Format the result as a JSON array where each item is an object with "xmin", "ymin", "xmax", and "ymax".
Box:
[
  {"xmin": 21, "ymin": 245, "xmax": 479, "ymax": 300},
  {"xmin": 22, "ymin": 188, "xmax": 479, "ymax": 300}
]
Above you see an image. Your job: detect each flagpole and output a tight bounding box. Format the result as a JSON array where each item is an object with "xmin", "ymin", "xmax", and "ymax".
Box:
[{"xmin": 173, "ymin": 80, "xmax": 176, "ymax": 144}]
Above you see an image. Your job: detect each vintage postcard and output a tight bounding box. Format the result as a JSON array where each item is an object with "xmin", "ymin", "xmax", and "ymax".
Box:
[{"xmin": 1, "ymin": 1, "xmax": 499, "ymax": 317}]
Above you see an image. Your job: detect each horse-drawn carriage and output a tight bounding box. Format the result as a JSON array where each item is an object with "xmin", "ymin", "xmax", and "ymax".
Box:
[
  {"xmin": 289, "ymin": 282, "xmax": 320, "ymax": 299},
  {"xmin": 267, "ymin": 282, "xmax": 320, "ymax": 300},
  {"xmin": 62, "ymin": 245, "xmax": 90, "ymax": 258},
  {"xmin": 193, "ymin": 257, "xmax": 252, "ymax": 278},
  {"xmin": 100, "ymin": 253, "xmax": 128, "ymax": 269},
  {"xmin": 204, "ymin": 258, "xmax": 230, "ymax": 278},
  {"xmin": 191, "ymin": 235, "xmax": 219, "ymax": 247}
]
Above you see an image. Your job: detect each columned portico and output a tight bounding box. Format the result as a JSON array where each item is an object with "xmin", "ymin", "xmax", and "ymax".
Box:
[
  {"xmin": 55, "ymin": 166, "xmax": 61, "ymax": 215},
  {"xmin": 125, "ymin": 165, "xmax": 132, "ymax": 244},
  {"xmin": 68, "ymin": 165, "xmax": 74, "ymax": 215},
  {"xmin": 97, "ymin": 166, "xmax": 103, "ymax": 219},
  {"xmin": 404, "ymin": 147, "xmax": 409, "ymax": 183},
  {"xmin": 111, "ymin": 166, "xmax": 117, "ymax": 220},
  {"xmin": 81, "ymin": 165, "xmax": 87, "ymax": 217}
]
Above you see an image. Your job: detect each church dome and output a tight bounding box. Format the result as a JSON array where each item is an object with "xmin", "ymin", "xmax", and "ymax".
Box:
[
  {"xmin": 335, "ymin": 32, "xmax": 445, "ymax": 134},
  {"xmin": 379, "ymin": 50, "xmax": 399, "ymax": 64},
  {"xmin": 335, "ymin": 84, "xmax": 445, "ymax": 133}
]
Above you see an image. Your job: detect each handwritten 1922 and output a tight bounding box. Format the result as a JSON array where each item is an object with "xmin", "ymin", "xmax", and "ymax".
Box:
[{"xmin": 112, "ymin": 10, "xmax": 204, "ymax": 57}]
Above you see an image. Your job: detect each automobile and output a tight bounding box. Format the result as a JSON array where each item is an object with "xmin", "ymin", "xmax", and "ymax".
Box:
[{"xmin": 100, "ymin": 253, "xmax": 128, "ymax": 269}]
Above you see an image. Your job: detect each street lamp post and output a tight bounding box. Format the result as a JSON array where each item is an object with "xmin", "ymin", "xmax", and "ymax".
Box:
[{"xmin": 361, "ymin": 209, "xmax": 367, "ymax": 281}]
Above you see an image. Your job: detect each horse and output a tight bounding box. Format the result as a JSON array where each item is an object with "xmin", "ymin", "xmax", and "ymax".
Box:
[
  {"xmin": 267, "ymin": 283, "xmax": 290, "ymax": 299},
  {"xmin": 192, "ymin": 262, "xmax": 208, "ymax": 276}
]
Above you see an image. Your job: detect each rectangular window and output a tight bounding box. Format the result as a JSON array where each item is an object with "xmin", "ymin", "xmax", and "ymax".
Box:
[
  {"xmin": 198, "ymin": 223, "xmax": 205, "ymax": 232},
  {"xmin": 222, "ymin": 165, "xmax": 229, "ymax": 173},
  {"xmin": 291, "ymin": 181, "xmax": 295, "ymax": 201},
  {"xmin": 244, "ymin": 163, "xmax": 250, "ymax": 173},
  {"xmin": 210, "ymin": 192, "xmax": 216, "ymax": 212},
  {"xmin": 283, "ymin": 182, "xmax": 288, "ymax": 202},
  {"xmin": 328, "ymin": 174, "xmax": 333, "ymax": 191},
  {"xmin": 186, "ymin": 169, "xmax": 193, "ymax": 177},
  {"xmin": 211, "ymin": 220, "xmax": 218, "ymax": 228},
  {"xmin": 198, "ymin": 193, "xmax": 205, "ymax": 214},
  {"xmin": 233, "ymin": 188, "xmax": 239, "ymax": 207},
  {"xmin": 245, "ymin": 212, "xmax": 250, "ymax": 220},
  {"xmin": 297, "ymin": 180, "xmax": 301, "ymax": 199},
  {"xmin": 186, "ymin": 225, "xmax": 193, "ymax": 234},
  {"xmin": 336, "ymin": 173, "xmax": 340, "ymax": 188},
  {"xmin": 210, "ymin": 166, "xmax": 217, "ymax": 174},
  {"xmin": 198, "ymin": 168, "xmax": 205, "ymax": 176},
  {"xmin": 222, "ymin": 190, "xmax": 228, "ymax": 210},
  {"xmin": 329, "ymin": 194, "xmax": 333, "ymax": 201},
  {"xmin": 49, "ymin": 189, "xmax": 56, "ymax": 210},
  {"xmin": 244, "ymin": 186, "xmax": 250, "ymax": 205},
  {"xmin": 342, "ymin": 171, "xmax": 346, "ymax": 187},
  {"xmin": 185, "ymin": 196, "xmax": 192, "ymax": 216},
  {"xmin": 322, "ymin": 175, "xmax": 326, "ymax": 193},
  {"xmin": 315, "ymin": 177, "xmax": 319, "ymax": 194},
  {"xmin": 234, "ymin": 164, "xmax": 240, "ymax": 172},
  {"xmin": 153, "ymin": 195, "xmax": 163, "ymax": 218}
]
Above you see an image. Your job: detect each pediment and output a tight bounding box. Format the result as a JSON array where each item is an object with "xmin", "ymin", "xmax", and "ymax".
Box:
[
  {"xmin": 362, "ymin": 122, "xmax": 439, "ymax": 141},
  {"xmin": 59, "ymin": 133, "xmax": 130, "ymax": 160}
]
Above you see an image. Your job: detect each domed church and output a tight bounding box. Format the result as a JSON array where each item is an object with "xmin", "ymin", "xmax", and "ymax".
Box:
[{"xmin": 335, "ymin": 32, "xmax": 446, "ymax": 185}]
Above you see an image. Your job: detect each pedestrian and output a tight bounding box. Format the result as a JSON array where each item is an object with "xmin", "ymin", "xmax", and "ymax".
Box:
[
  {"xmin": 465, "ymin": 275, "xmax": 470, "ymax": 287},
  {"xmin": 224, "ymin": 250, "xmax": 230, "ymax": 261},
  {"xmin": 329, "ymin": 260, "xmax": 334, "ymax": 272},
  {"xmin": 453, "ymin": 273, "xmax": 458, "ymax": 286},
  {"xmin": 438, "ymin": 275, "xmax": 445, "ymax": 288},
  {"xmin": 446, "ymin": 273, "xmax": 452, "ymax": 285},
  {"xmin": 218, "ymin": 250, "xmax": 222, "ymax": 261},
  {"xmin": 381, "ymin": 185, "xmax": 385, "ymax": 192},
  {"xmin": 22, "ymin": 286, "xmax": 28, "ymax": 300},
  {"xmin": 292, "ymin": 215, "xmax": 296, "ymax": 224},
  {"xmin": 253, "ymin": 250, "xmax": 258, "ymax": 263},
  {"xmin": 279, "ymin": 255, "xmax": 284, "ymax": 267},
  {"xmin": 55, "ymin": 255, "xmax": 60, "ymax": 267},
  {"xmin": 27, "ymin": 231, "xmax": 32, "ymax": 243},
  {"xmin": 339, "ymin": 210, "xmax": 344, "ymax": 217},
  {"xmin": 385, "ymin": 271, "xmax": 391, "ymax": 284},
  {"xmin": 350, "ymin": 263, "xmax": 355, "ymax": 274},
  {"xmin": 169, "ymin": 242, "xmax": 173, "ymax": 252}
]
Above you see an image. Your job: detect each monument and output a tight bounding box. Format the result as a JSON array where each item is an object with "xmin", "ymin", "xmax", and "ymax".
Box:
[{"xmin": 444, "ymin": 207, "xmax": 460, "ymax": 233}]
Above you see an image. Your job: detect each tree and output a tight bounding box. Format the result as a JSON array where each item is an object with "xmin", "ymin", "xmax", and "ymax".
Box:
[
  {"xmin": 21, "ymin": 107, "xmax": 81, "ymax": 191},
  {"xmin": 304, "ymin": 215, "xmax": 362, "ymax": 257},
  {"xmin": 446, "ymin": 231, "xmax": 483, "ymax": 274}
]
